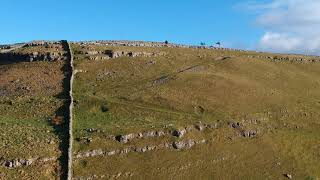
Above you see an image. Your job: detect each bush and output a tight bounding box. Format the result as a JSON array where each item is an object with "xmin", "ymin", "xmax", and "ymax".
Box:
[{"xmin": 101, "ymin": 104, "xmax": 109, "ymax": 112}]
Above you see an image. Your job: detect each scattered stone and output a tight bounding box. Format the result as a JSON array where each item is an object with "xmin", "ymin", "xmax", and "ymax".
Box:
[
  {"xmin": 197, "ymin": 139, "xmax": 207, "ymax": 144},
  {"xmin": 185, "ymin": 140, "xmax": 196, "ymax": 148},
  {"xmin": 86, "ymin": 128, "xmax": 98, "ymax": 133},
  {"xmin": 75, "ymin": 149, "xmax": 104, "ymax": 158},
  {"xmin": 143, "ymin": 131, "xmax": 156, "ymax": 137},
  {"xmin": 284, "ymin": 174, "xmax": 292, "ymax": 179},
  {"xmin": 116, "ymin": 133, "xmax": 136, "ymax": 143},
  {"xmin": 194, "ymin": 123, "xmax": 206, "ymax": 131},
  {"xmin": 146, "ymin": 60, "xmax": 156, "ymax": 65},
  {"xmin": 172, "ymin": 128, "xmax": 187, "ymax": 138},
  {"xmin": 241, "ymin": 130, "xmax": 257, "ymax": 138},
  {"xmin": 107, "ymin": 150, "xmax": 117, "ymax": 156},
  {"xmin": 173, "ymin": 140, "xmax": 196, "ymax": 149},
  {"xmin": 172, "ymin": 141, "xmax": 186, "ymax": 149},
  {"xmin": 230, "ymin": 122, "xmax": 241, "ymax": 129},
  {"xmin": 136, "ymin": 147, "xmax": 148, "ymax": 153},
  {"xmin": 121, "ymin": 147, "xmax": 133, "ymax": 154},
  {"xmin": 2, "ymin": 158, "xmax": 39, "ymax": 168},
  {"xmin": 207, "ymin": 123, "xmax": 219, "ymax": 129},
  {"xmin": 185, "ymin": 125, "xmax": 195, "ymax": 132},
  {"xmin": 156, "ymin": 130, "xmax": 165, "ymax": 136},
  {"xmin": 85, "ymin": 51, "xmax": 100, "ymax": 55}
]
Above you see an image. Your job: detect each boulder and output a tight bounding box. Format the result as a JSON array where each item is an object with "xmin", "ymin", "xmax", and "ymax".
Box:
[
  {"xmin": 116, "ymin": 133, "xmax": 136, "ymax": 143},
  {"xmin": 172, "ymin": 141, "xmax": 186, "ymax": 149},
  {"xmin": 194, "ymin": 123, "xmax": 206, "ymax": 131},
  {"xmin": 242, "ymin": 130, "xmax": 257, "ymax": 138},
  {"xmin": 185, "ymin": 140, "xmax": 196, "ymax": 148},
  {"xmin": 85, "ymin": 51, "xmax": 100, "ymax": 55},
  {"xmin": 172, "ymin": 128, "xmax": 187, "ymax": 138},
  {"xmin": 143, "ymin": 131, "xmax": 156, "ymax": 137}
]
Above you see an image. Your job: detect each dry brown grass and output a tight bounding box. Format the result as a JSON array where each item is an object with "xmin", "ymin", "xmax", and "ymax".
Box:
[
  {"xmin": 0, "ymin": 45, "xmax": 69, "ymax": 179},
  {"xmin": 71, "ymin": 43, "xmax": 320, "ymax": 179}
]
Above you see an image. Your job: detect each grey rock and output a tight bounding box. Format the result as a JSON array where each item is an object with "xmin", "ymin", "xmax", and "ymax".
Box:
[
  {"xmin": 185, "ymin": 140, "xmax": 196, "ymax": 148},
  {"xmin": 230, "ymin": 122, "xmax": 241, "ymax": 129},
  {"xmin": 107, "ymin": 150, "xmax": 117, "ymax": 156},
  {"xmin": 147, "ymin": 145, "xmax": 156, "ymax": 151},
  {"xmin": 121, "ymin": 148, "xmax": 133, "ymax": 154},
  {"xmin": 135, "ymin": 147, "xmax": 148, "ymax": 153},
  {"xmin": 172, "ymin": 128, "xmax": 187, "ymax": 138},
  {"xmin": 156, "ymin": 130, "xmax": 165, "ymax": 136},
  {"xmin": 284, "ymin": 174, "xmax": 292, "ymax": 179},
  {"xmin": 173, "ymin": 141, "xmax": 186, "ymax": 149},
  {"xmin": 4, "ymin": 161, "xmax": 13, "ymax": 168},
  {"xmin": 116, "ymin": 133, "xmax": 135, "ymax": 143},
  {"xmin": 143, "ymin": 131, "xmax": 156, "ymax": 137},
  {"xmin": 242, "ymin": 130, "xmax": 257, "ymax": 138},
  {"xmin": 76, "ymin": 149, "xmax": 104, "ymax": 158},
  {"xmin": 185, "ymin": 126, "xmax": 195, "ymax": 132},
  {"xmin": 85, "ymin": 51, "xmax": 100, "ymax": 55},
  {"xmin": 207, "ymin": 123, "xmax": 218, "ymax": 129},
  {"xmin": 194, "ymin": 123, "xmax": 206, "ymax": 131}
]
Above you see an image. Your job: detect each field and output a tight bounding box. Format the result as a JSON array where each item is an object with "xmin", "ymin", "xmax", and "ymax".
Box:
[{"xmin": 71, "ymin": 43, "xmax": 320, "ymax": 179}]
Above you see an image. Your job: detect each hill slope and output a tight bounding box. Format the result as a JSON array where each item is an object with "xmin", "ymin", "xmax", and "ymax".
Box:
[
  {"xmin": 1, "ymin": 41, "xmax": 319, "ymax": 179},
  {"xmin": 70, "ymin": 42, "xmax": 320, "ymax": 179}
]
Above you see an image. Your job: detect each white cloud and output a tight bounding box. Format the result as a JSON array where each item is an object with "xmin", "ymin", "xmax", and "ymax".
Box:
[
  {"xmin": 259, "ymin": 32, "xmax": 301, "ymax": 52},
  {"xmin": 241, "ymin": 0, "xmax": 320, "ymax": 55}
]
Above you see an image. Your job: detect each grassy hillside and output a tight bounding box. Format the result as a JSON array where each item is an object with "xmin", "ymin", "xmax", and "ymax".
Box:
[
  {"xmin": 0, "ymin": 43, "xmax": 69, "ymax": 179},
  {"xmin": 71, "ymin": 43, "xmax": 320, "ymax": 179}
]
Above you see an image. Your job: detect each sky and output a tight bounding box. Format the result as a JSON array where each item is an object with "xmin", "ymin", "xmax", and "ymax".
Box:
[{"xmin": 1, "ymin": 0, "xmax": 319, "ymax": 55}]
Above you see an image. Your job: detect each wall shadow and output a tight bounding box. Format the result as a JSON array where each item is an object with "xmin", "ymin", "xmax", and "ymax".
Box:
[
  {"xmin": 50, "ymin": 40, "xmax": 72, "ymax": 180},
  {"xmin": 0, "ymin": 53, "xmax": 30, "ymax": 65}
]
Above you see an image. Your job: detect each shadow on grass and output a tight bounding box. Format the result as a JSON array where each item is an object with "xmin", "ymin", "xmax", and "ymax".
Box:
[{"xmin": 0, "ymin": 53, "xmax": 31, "ymax": 65}]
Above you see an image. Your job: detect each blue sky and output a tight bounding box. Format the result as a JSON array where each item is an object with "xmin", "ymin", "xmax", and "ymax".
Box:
[
  {"xmin": 0, "ymin": 0, "xmax": 262, "ymax": 48},
  {"xmin": 1, "ymin": 0, "xmax": 319, "ymax": 54}
]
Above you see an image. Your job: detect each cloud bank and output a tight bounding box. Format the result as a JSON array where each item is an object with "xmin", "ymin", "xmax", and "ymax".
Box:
[{"xmin": 243, "ymin": 0, "xmax": 320, "ymax": 55}]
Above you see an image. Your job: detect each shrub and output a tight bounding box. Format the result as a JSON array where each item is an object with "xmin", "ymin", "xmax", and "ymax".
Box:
[{"xmin": 101, "ymin": 104, "xmax": 109, "ymax": 112}]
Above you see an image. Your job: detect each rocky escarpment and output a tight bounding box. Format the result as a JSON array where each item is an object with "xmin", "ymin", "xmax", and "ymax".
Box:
[
  {"xmin": 245, "ymin": 54, "xmax": 320, "ymax": 63},
  {"xmin": 0, "ymin": 41, "xmax": 68, "ymax": 63},
  {"xmin": 73, "ymin": 40, "xmax": 320, "ymax": 63},
  {"xmin": 74, "ymin": 122, "xmax": 216, "ymax": 159},
  {"xmin": 74, "ymin": 139, "xmax": 207, "ymax": 159},
  {"xmin": 73, "ymin": 40, "xmax": 259, "ymax": 53},
  {"xmin": 74, "ymin": 118, "xmax": 267, "ymax": 160},
  {"xmin": 74, "ymin": 48, "xmax": 167, "ymax": 61},
  {"xmin": 1, "ymin": 157, "xmax": 57, "ymax": 168},
  {"xmin": 113, "ymin": 122, "xmax": 219, "ymax": 144},
  {"xmin": 0, "ymin": 51, "xmax": 67, "ymax": 62}
]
